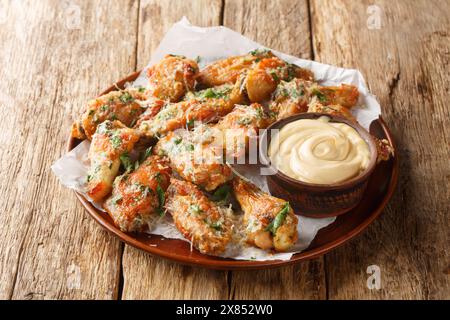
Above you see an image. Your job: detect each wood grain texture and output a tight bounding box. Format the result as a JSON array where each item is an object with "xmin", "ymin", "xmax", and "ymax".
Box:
[
  {"xmin": 224, "ymin": 0, "xmax": 326, "ymax": 300},
  {"xmin": 120, "ymin": 0, "xmax": 228, "ymax": 300},
  {"xmin": 311, "ymin": 0, "xmax": 450, "ymax": 299},
  {"xmin": 136, "ymin": 0, "xmax": 223, "ymax": 70},
  {"xmin": 0, "ymin": 0, "xmax": 138, "ymax": 299}
]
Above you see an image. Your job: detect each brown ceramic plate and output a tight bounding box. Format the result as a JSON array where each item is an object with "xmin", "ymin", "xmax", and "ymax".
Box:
[{"xmin": 67, "ymin": 71, "xmax": 399, "ymax": 270}]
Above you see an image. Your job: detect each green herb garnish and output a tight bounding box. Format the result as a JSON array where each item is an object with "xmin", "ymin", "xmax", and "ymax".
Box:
[
  {"xmin": 265, "ymin": 202, "xmax": 290, "ymax": 235},
  {"xmin": 270, "ymin": 71, "xmax": 279, "ymax": 82},
  {"xmin": 120, "ymin": 152, "xmax": 133, "ymax": 172},
  {"xmin": 140, "ymin": 146, "xmax": 153, "ymax": 162},
  {"xmin": 312, "ymin": 89, "xmax": 327, "ymax": 103},
  {"xmin": 211, "ymin": 184, "xmax": 231, "ymax": 203},
  {"xmin": 119, "ymin": 91, "xmax": 134, "ymax": 104},
  {"xmin": 186, "ymin": 118, "xmax": 195, "ymax": 127},
  {"xmin": 110, "ymin": 134, "xmax": 122, "ymax": 149},
  {"xmin": 156, "ymin": 184, "xmax": 165, "ymax": 216},
  {"xmin": 189, "ymin": 204, "xmax": 203, "ymax": 215},
  {"xmin": 204, "ymin": 219, "xmax": 222, "ymax": 231}
]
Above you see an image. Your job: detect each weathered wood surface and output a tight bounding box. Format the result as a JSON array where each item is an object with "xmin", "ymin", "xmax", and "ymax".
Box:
[
  {"xmin": 311, "ymin": 0, "xmax": 450, "ymax": 299},
  {"xmin": 0, "ymin": 0, "xmax": 448, "ymax": 300},
  {"xmin": 0, "ymin": 0, "xmax": 138, "ymax": 299}
]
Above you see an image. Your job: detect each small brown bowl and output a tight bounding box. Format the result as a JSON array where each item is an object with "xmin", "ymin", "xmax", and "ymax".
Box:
[{"xmin": 259, "ymin": 113, "xmax": 378, "ymax": 218}]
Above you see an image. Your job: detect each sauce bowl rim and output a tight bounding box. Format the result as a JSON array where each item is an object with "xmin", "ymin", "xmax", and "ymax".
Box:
[{"xmin": 259, "ymin": 112, "xmax": 378, "ymax": 190}]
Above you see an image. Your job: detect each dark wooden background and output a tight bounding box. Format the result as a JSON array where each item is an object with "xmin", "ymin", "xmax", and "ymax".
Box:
[{"xmin": 0, "ymin": 0, "xmax": 448, "ymax": 299}]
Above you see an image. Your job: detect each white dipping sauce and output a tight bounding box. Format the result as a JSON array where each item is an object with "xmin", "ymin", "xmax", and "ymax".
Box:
[{"xmin": 268, "ymin": 116, "xmax": 371, "ymax": 184}]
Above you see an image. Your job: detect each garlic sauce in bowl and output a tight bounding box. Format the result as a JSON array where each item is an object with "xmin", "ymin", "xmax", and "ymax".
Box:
[{"xmin": 268, "ymin": 116, "xmax": 371, "ymax": 185}]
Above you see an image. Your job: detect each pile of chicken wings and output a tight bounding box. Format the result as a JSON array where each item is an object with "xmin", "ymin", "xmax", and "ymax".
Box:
[{"xmin": 71, "ymin": 49, "xmax": 393, "ymax": 256}]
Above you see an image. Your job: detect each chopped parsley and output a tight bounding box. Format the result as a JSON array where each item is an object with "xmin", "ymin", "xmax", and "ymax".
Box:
[
  {"xmin": 312, "ymin": 88, "xmax": 328, "ymax": 103},
  {"xmin": 249, "ymin": 48, "xmax": 271, "ymax": 56},
  {"xmin": 110, "ymin": 134, "xmax": 122, "ymax": 149},
  {"xmin": 156, "ymin": 184, "xmax": 165, "ymax": 216},
  {"xmin": 119, "ymin": 91, "xmax": 134, "ymax": 104},
  {"xmin": 120, "ymin": 152, "xmax": 133, "ymax": 172},
  {"xmin": 174, "ymin": 137, "xmax": 182, "ymax": 145},
  {"xmin": 140, "ymin": 146, "xmax": 153, "ymax": 162},
  {"xmin": 211, "ymin": 184, "xmax": 231, "ymax": 202},
  {"xmin": 138, "ymin": 86, "xmax": 146, "ymax": 93},
  {"xmin": 265, "ymin": 202, "xmax": 290, "ymax": 235},
  {"xmin": 100, "ymin": 105, "xmax": 109, "ymax": 112},
  {"xmin": 186, "ymin": 118, "xmax": 195, "ymax": 127},
  {"xmin": 194, "ymin": 86, "xmax": 232, "ymax": 100},
  {"xmin": 270, "ymin": 71, "xmax": 279, "ymax": 82},
  {"xmin": 204, "ymin": 219, "xmax": 222, "ymax": 231},
  {"xmin": 189, "ymin": 204, "xmax": 203, "ymax": 215}
]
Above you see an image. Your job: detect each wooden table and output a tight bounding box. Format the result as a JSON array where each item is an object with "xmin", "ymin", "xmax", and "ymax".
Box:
[{"xmin": 0, "ymin": 0, "xmax": 448, "ymax": 300}]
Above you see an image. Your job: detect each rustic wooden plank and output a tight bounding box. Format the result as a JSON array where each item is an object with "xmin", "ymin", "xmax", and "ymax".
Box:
[
  {"xmin": 135, "ymin": 0, "xmax": 224, "ymax": 70},
  {"xmin": 223, "ymin": 0, "xmax": 327, "ymax": 300},
  {"xmin": 120, "ymin": 0, "xmax": 228, "ymax": 300},
  {"xmin": 0, "ymin": 0, "xmax": 138, "ymax": 299},
  {"xmin": 311, "ymin": 0, "xmax": 450, "ymax": 299}
]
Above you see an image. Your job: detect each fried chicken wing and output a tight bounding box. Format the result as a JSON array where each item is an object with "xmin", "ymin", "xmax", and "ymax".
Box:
[
  {"xmin": 311, "ymin": 83, "xmax": 359, "ymax": 108},
  {"xmin": 245, "ymin": 57, "xmax": 314, "ymax": 102},
  {"xmin": 232, "ymin": 177, "xmax": 298, "ymax": 251},
  {"xmin": 307, "ymin": 100, "xmax": 356, "ymax": 122},
  {"xmin": 154, "ymin": 129, "xmax": 233, "ymax": 191},
  {"xmin": 215, "ymin": 103, "xmax": 274, "ymax": 158},
  {"xmin": 146, "ymin": 54, "xmax": 199, "ymax": 102},
  {"xmin": 269, "ymin": 79, "xmax": 311, "ymax": 119},
  {"xmin": 86, "ymin": 120, "xmax": 140, "ymax": 202},
  {"xmin": 196, "ymin": 49, "xmax": 274, "ymax": 87},
  {"xmin": 166, "ymin": 178, "xmax": 233, "ymax": 255},
  {"xmin": 270, "ymin": 79, "xmax": 359, "ymax": 120},
  {"xmin": 103, "ymin": 155, "xmax": 171, "ymax": 232},
  {"xmin": 138, "ymin": 77, "xmax": 245, "ymax": 138},
  {"xmin": 375, "ymin": 138, "xmax": 395, "ymax": 163},
  {"xmin": 71, "ymin": 88, "xmax": 148, "ymax": 140}
]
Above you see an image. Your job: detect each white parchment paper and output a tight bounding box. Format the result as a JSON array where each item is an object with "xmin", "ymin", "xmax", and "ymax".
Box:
[{"xmin": 52, "ymin": 18, "xmax": 382, "ymax": 261}]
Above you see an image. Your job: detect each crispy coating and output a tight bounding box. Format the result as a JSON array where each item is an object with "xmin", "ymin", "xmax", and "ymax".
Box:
[
  {"xmin": 154, "ymin": 129, "xmax": 233, "ymax": 191},
  {"xmin": 166, "ymin": 178, "xmax": 233, "ymax": 255},
  {"xmin": 270, "ymin": 79, "xmax": 312, "ymax": 120},
  {"xmin": 312, "ymin": 83, "xmax": 359, "ymax": 108},
  {"xmin": 71, "ymin": 88, "xmax": 148, "ymax": 140},
  {"xmin": 307, "ymin": 100, "xmax": 356, "ymax": 122},
  {"xmin": 245, "ymin": 57, "xmax": 314, "ymax": 102},
  {"xmin": 232, "ymin": 177, "xmax": 298, "ymax": 252},
  {"xmin": 103, "ymin": 155, "xmax": 171, "ymax": 232},
  {"xmin": 214, "ymin": 103, "xmax": 274, "ymax": 158},
  {"xmin": 196, "ymin": 49, "xmax": 274, "ymax": 87},
  {"xmin": 146, "ymin": 54, "xmax": 199, "ymax": 102},
  {"xmin": 270, "ymin": 79, "xmax": 359, "ymax": 120},
  {"xmin": 375, "ymin": 138, "xmax": 395, "ymax": 163},
  {"xmin": 86, "ymin": 120, "xmax": 141, "ymax": 202},
  {"xmin": 138, "ymin": 77, "xmax": 245, "ymax": 138}
]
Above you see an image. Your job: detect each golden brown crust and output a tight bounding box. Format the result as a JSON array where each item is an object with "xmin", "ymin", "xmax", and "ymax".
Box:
[
  {"xmin": 232, "ymin": 177, "xmax": 298, "ymax": 252},
  {"xmin": 166, "ymin": 178, "xmax": 233, "ymax": 255},
  {"xmin": 147, "ymin": 54, "xmax": 199, "ymax": 102},
  {"xmin": 103, "ymin": 155, "xmax": 171, "ymax": 232}
]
